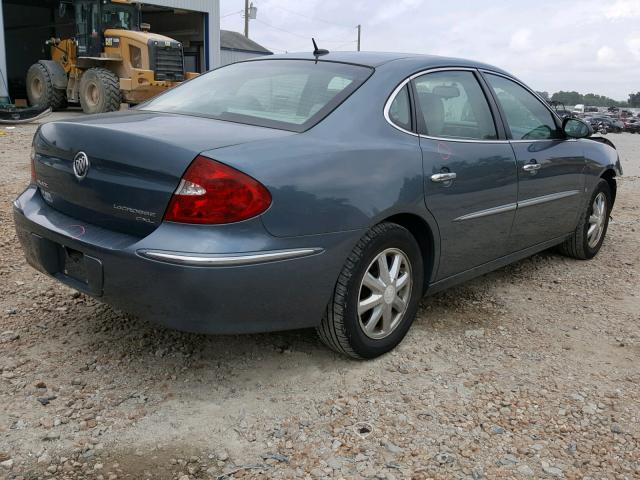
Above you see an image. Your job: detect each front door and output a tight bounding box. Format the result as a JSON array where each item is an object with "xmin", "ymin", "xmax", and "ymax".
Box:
[
  {"xmin": 413, "ymin": 70, "xmax": 519, "ymax": 280},
  {"xmin": 483, "ymin": 73, "xmax": 585, "ymax": 252}
]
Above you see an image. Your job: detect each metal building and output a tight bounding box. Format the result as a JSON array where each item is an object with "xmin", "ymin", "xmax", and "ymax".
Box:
[
  {"xmin": 0, "ymin": 0, "xmax": 221, "ymax": 101},
  {"xmin": 220, "ymin": 29, "xmax": 272, "ymax": 66}
]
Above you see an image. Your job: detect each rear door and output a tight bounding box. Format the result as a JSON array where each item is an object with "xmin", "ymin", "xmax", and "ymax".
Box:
[
  {"xmin": 482, "ymin": 73, "xmax": 585, "ymax": 252},
  {"xmin": 412, "ymin": 69, "xmax": 518, "ymax": 279}
]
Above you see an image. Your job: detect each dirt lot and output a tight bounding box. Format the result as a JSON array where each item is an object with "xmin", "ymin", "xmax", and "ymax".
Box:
[{"xmin": 1, "ymin": 119, "xmax": 639, "ymax": 480}]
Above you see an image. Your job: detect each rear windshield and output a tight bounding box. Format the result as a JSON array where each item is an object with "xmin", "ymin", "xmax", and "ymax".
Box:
[{"xmin": 139, "ymin": 59, "xmax": 373, "ymax": 132}]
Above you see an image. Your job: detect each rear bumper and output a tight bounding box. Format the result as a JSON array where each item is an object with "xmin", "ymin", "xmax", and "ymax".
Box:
[{"xmin": 13, "ymin": 187, "xmax": 359, "ymax": 334}]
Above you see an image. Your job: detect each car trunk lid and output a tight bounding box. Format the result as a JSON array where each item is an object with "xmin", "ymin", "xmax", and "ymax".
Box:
[{"xmin": 33, "ymin": 111, "xmax": 293, "ymax": 236}]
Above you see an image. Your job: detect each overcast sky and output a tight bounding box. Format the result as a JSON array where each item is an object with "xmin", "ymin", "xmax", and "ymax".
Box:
[{"xmin": 220, "ymin": 0, "xmax": 640, "ymax": 101}]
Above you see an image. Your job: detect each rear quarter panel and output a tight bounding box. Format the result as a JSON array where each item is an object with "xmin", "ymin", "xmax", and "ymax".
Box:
[{"xmin": 204, "ymin": 64, "xmax": 430, "ymax": 238}]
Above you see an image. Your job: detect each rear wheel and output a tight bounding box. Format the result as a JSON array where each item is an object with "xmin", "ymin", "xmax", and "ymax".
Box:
[
  {"xmin": 79, "ymin": 68, "xmax": 121, "ymax": 114},
  {"xmin": 317, "ymin": 223, "xmax": 424, "ymax": 359},
  {"xmin": 558, "ymin": 179, "xmax": 611, "ymax": 259},
  {"xmin": 26, "ymin": 63, "xmax": 67, "ymax": 110}
]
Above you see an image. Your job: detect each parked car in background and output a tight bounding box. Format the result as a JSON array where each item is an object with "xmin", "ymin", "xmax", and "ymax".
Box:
[
  {"xmin": 13, "ymin": 52, "xmax": 622, "ymax": 358},
  {"xmin": 572, "ymin": 103, "xmax": 585, "ymax": 114},
  {"xmin": 623, "ymin": 118, "xmax": 640, "ymax": 133},
  {"xmin": 547, "ymin": 100, "xmax": 573, "ymax": 119},
  {"xmin": 588, "ymin": 116, "xmax": 624, "ymax": 133},
  {"xmin": 584, "ymin": 117, "xmax": 609, "ymax": 134}
]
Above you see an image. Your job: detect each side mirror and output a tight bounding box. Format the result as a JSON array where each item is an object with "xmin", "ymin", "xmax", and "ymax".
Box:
[{"xmin": 563, "ymin": 117, "xmax": 591, "ymax": 139}]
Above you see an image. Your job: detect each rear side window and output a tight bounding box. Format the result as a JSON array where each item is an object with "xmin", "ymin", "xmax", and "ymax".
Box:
[
  {"xmin": 484, "ymin": 74, "xmax": 560, "ymax": 140},
  {"xmin": 388, "ymin": 84, "xmax": 412, "ymax": 131},
  {"xmin": 140, "ymin": 60, "xmax": 372, "ymax": 132},
  {"xmin": 413, "ymin": 71, "xmax": 497, "ymax": 140}
]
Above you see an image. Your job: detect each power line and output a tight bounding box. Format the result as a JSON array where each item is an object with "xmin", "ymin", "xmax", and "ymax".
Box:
[
  {"xmin": 221, "ymin": 9, "xmax": 243, "ymax": 19},
  {"xmin": 254, "ymin": 18, "xmax": 308, "ymax": 39},
  {"xmin": 333, "ymin": 41, "xmax": 358, "ymax": 50},
  {"xmin": 254, "ymin": 18, "xmax": 358, "ymax": 43},
  {"xmin": 269, "ymin": 4, "xmax": 355, "ymax": 29}
]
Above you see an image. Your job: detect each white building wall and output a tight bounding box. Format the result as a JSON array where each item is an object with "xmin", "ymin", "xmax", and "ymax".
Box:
[{"xmin": 220, "ymin": 50, "xmax": 270, "ymax": 66}]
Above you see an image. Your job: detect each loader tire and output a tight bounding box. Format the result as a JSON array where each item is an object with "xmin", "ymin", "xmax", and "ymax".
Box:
[
  {"xmin": 79, "ymin": 68, "xmax": 121, "ymax": 114},
  {"xmin": 26, "ymin": 63, "xmax": 67, "ymax": 110}
]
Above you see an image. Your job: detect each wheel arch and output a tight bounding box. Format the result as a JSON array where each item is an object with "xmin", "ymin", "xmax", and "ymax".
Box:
[
  {"xmin": 382, "ymin": 212, "xmax": 436, "ymax": 294},
  {"xmin": 601, "ymin": 168, "xmax": 617, "ymax": 206}
]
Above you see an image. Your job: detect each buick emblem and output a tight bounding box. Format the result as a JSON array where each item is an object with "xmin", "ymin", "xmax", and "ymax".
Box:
[{"xmin": 73, "ymin": 151, "xmax": 90, "ymax": 180}]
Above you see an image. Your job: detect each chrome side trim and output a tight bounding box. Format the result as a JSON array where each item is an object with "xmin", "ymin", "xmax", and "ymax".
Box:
[
  {"xmin": 454, "ymin": 190, "xmax": 581, "ymax": 222},
  {"xmin": 453, "ymin": 203, "xmax": 517, "ymax": 222},
  {"xmin": 139, "ymin": 248, "xmax": 324, "ymax": 266},
  {"xmin": 518, "ymin": 190, "xmax": 581, "ymax": 208}
]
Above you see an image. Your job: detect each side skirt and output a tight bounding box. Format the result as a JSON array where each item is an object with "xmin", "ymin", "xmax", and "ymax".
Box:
[{"xmin": 426, "ymin": 234, "xmax": 570, "ymax": 295}]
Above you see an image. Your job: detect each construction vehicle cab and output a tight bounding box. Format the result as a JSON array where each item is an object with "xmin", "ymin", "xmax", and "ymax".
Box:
[
  {"xmin": 75, "ymin": 0, "xmax": 138, "ymax": 57},
  {"xmin": 26, "ymin": 0, "xmax": 196, "ymax": 114}
]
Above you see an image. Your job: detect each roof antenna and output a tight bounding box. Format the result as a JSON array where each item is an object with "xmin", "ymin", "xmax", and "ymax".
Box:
[{"xmin": 312, "ymin": 38, "xmax": 329, "ymax": 58}]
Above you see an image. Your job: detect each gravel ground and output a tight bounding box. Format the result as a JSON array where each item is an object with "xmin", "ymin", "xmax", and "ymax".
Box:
[{"xmin": 1, "ymin": 120, "xmax": 639, "ymax": 480}]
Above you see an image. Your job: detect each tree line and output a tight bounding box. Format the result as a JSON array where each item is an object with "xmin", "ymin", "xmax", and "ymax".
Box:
[{"xmin": 535, "ymin": 91, "xmax": 640, "ymax": 108}]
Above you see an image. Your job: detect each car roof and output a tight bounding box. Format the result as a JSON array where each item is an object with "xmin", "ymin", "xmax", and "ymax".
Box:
[{"xmin": 255, "ymin": 51, "xmax": 511, "ymax": 75}]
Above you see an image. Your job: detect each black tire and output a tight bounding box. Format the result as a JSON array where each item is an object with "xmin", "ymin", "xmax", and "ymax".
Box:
[
  {"xmin": 79, "ymin": 68, "xmax": 121, "ymax": 114},
  {"xmin": 26, "ymin": 63, "xmax": 67, "ymax": 110},
  {"xmin": 317, "ymin": 222, "xmax": 424, "ymax": 359},
  {"xmin": 558, "ymin": 179, "xmax": 611, "ymax": 260}
]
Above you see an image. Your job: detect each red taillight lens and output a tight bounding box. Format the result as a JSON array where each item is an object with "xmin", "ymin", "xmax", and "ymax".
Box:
[{"xmin": 164, "ymin": 155, "xmax": 272, "ymax": 224}]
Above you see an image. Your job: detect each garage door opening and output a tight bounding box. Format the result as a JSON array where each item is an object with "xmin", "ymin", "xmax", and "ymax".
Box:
[
  {"xmin": 2, "ymin": 0, "xmax": 75, "ymax": 101},
  {"xmin": 140, "ymin": 5, "xmax": 205, "ymax": 74}
]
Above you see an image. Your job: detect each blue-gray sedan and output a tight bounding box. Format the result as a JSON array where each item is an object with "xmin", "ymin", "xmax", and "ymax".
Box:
[{"xmin": 13, "ymin": 52, "xmax": 622, "ymax": 358}]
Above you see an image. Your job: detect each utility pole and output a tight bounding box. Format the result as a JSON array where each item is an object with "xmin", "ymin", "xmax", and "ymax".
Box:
[
  {"xmin": 357, "ymin": 24, "xmax": 361, "ymax": 51},
  {"xmin": 244, "ymin": 0, "xmax": 250, "ymax": 38}
]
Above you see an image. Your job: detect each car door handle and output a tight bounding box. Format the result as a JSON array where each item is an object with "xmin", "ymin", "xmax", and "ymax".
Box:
[
  {"xmin": 522, "ymin": 163, "xmax": 541, "ymax": 172},
  {"xmin": 431, "ymin": 172, "xmax": 457, "ymax": 182}
]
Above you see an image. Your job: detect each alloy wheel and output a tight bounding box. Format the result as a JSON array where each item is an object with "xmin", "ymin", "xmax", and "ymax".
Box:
[
  {"xmin": 358, "ymin": 248, "xmax": 412, "ymax": 339},
  {"xmin": 587, "ymin": 192, "xmax": 607, "ymax": 249}
]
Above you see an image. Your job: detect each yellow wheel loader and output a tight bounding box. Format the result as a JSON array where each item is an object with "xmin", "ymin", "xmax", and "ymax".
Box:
[{"xmin": 26, "ymin": 0, "xmax": 197, "ymax": 114}]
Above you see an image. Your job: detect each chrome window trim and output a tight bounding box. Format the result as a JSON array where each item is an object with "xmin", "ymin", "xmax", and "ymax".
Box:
[
  {"xmin": 383, "ymin": 66, "xmax": 511, "ymax": 144},
  {"xmin": 138, "ymin": 248, "xmax": 324, "ymax": 266},
  {"xmin": 454, "ymin": 190, "xmax": 581, "ymax": 222},
  {"xmin": 384, "ymin": 67, "xmax": 569, "ymax": 145}
]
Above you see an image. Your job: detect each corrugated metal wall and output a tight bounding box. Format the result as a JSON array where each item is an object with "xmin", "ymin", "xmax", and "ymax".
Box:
[{"xmin": 221, "ymin": 50, "xmax": 270, "ymax": 66}]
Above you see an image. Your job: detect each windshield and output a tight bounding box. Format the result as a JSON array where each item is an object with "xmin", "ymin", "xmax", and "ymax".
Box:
[
  {"xmin": 102, "ymin": 4, "xmax": 136, "ymax": 30},
  {"xmin": 139, "ymin": 60, "xmax": 373, "ymax": 131}
]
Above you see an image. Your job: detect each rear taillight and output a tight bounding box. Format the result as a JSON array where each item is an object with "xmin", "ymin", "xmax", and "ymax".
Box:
[
  {"xmin": 164, "ymin": 155, "xmax": 271, "ymax": 224},
  {"xmin": 30, "ymin": 145, "xmax": 36, "ymax": 183}
]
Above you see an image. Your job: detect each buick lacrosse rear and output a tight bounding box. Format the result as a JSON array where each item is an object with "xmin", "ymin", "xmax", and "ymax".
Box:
[{"xmin": 14, "ymin": 52, "xmax": 621, "ymax": 358}]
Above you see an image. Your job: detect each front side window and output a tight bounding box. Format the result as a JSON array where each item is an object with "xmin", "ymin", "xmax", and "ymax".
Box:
[
  {"xmin": 140, "ymin": 60, "xmax": 373, "ymax": 132},
  {"xmin": 485, "ymin": 74, "xmax": 559, "ymax": 140},
  {"xmin": 413, "ymin": 70, "xmax": 497, "ymax": 140}
]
